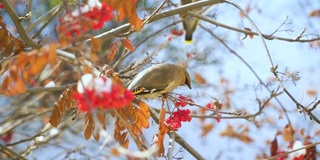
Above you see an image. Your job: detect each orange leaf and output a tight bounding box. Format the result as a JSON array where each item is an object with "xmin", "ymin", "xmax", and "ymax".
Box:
[
  {"xmin": 136, "ymin": 109, "xmax": 149, "ymax": 128},
  {"xmin": 20, "ymin": 68, "xmax": 30, "ymax": 82},
  {"xmin": 107, "ymin": 41, "xmax": 118, "ymax": 62},
  {"xmin": 244, "ymin": 28, "xmax": 254, "ymax": 39},
  {"xmin": 201, "ymin": 124, "xmax": 214, "ymax": 137},
  {"xmin": 220, "ymin": 125, "xmax": 253, "ymax": 143},
  {"xmin": 138, "ymin": 101, "xmax": 150, "ymax": 118},
  {"xmin": 49, "ymin": 103, "xmax": 61, "ymax": 127},
  {"xmin": 307, "ymin": 89, "xmax": 317, "ymax": 97},
  {"xmin": 103, "ymin": 0, "xmax": 142, "ymax": 31},
  {"xmin": 97, "ymin": 113, "xmax": 106, "ymax": 130},
  {"xmin": 309, "ymin": 9, "xmax": 320, "ymax": 17},
  {"xmin": 123, "ymin": 139, "xmax": 129, "ymax": 148},
  {"xmin": 3, "ymin": 40, "xmax": 14, "ymax": 57},
  {"xmin": 0, "ymin": 29, "xmax": 10, "ymax": 48},
  {"xmin": 1, "ymin": 76, "xmax": 9, "ymax": 91},
  {"xmin": 157, "ymin": 107, "xmax": 169, "ymax": 156},
  {"xmin": 49, "ymin": 85, "xmax": 77, "ymax": 127},
  {"xmin": 9, "ymin": 65, "xmax": 18, "ymax": 80},
  {"xmin": 111, "ymin": 148, "xmax": 120, "ymax": 156},
  {"xmin": 48, "ymin": 43, "xmax": 58, "ymax": 66},
  {"xmin": 120, "ymin": 38, "xmax": 135, "ymax": 52},
  {"xmin": 29, "ymin": 54, "xmax": 48, "ymax": 75},
  {"xmin": 14, "ymin": 76, "xmax": 26, "ymax": 94},
  {"xmin": 16, "ymin": 53, "xmax": 30, "ymax": 68},
  {"xmin": 128, "ymin": 12, "xmax": 143, "ymax": 31},
  {"xmin": 194, "ymin": 73, "xmax": 206, "ymax": 84},
  {"xmin": 270, "ymin": 137, "xmax": 278, "ymax": 156},
  {"xmin": 91, "ymin": 37, "xmax": 102, "ymax": 52},
  {"xmin": 84, "ymin": 114, "xmax": 93, "ymax": 140},
  {"xmin": 93, "ymin": 130, "xmax": 100, "ymax": 142}
]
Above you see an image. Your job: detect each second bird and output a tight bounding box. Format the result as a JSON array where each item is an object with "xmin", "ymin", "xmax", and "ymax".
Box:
[{"xmin": 180, "ymin": 0, "xmax": 200, "ymax": 44}]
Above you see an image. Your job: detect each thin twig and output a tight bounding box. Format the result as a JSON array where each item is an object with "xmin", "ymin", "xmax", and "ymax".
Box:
[
  {"xmin": 149, "ymin": 107, "xmax": 205, "ymax": 160},
  {"xmin": 26, "ymin": 84, "xmax": 76, "ymax": 93},
  {"xmin": 0, "ymin": 144, "xmax": 27, "ymax": 160},
  {"xmin": 0, "ymin": 0, "xmax": 40, "ymax": 49},
  {"xmin": 265, "ymin": 141, "xmax": 320, "ymax": 160}
]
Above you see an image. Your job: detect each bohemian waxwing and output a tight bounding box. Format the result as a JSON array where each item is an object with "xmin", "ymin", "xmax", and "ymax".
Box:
[
  {"xmin": 128, "ymin": 63, "xmax": 191, "ymax": 99},
  {"xmin": 180, "ymin": 0, "xmax": 200, "ymax": 44}
]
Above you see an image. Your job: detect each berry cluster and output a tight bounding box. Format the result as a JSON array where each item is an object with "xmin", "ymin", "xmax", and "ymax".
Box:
[
  {"xmin": 174, "ymin": 95, "xmax": 193, "ymax": 107},
  {"xmin": 58, "ymin": 2, "xmax": 114, "ymax": 37},
  {"xmin": 165, "ymin": 95, "xmax": 193, "ymax": 130},
  {"xmin": 205, "ymin": 100, "xmax": 222, "ymax": 123},
  {"xmin": 0, "ymin": 3, "xmax": 3, "ymax": 9},
  {"xmin": 165, "ymin": 109, "xmax": 192, "ymax": 131},
  {"xmin": 73, "ymin": 74, "xmax": 134, "ymax": 112},
  {"xmin": 83, "ymin": 3, "xmax": 114, "ymax": 30}
]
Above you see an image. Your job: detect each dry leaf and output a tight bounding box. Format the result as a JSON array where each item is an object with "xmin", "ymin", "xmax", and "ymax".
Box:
[
  {"xmin": 107, "ymin": 41, "xmax": 118, "ymax": 62},
  {"xmin": 307, "ymin": 89, "xmax": 317, "ymax": 97},
  {"xmin": 103, "ymin": 0, "xmax": 143, "ymax": 31},
  {"xmin": 157, "ymin": 107, "xmax": 169, "ymax": 156},
  {"xmin": 48, "ymin": 43, "xmax": 58, "ymax": 66},
  {"xmin": 120, "ymin": 38, "xmax": 135, "ymax": 51},
  {"xmin": 138, "ymin": 101, "xmax": 150, "ymax": 118},
  {"xmin": 49, "ymin": 85, "xmax": 77, "ymax": 127},
  {"xmin": 270, "ymin": 137, "xmax": 278, "ymax": 156},
  {"xmin": 220, "ymin": 125, "xmax": 253, "ymax": 143},
  {"xmin": 194, "ymin": 73, "xmax": 206, "ymax": 84},
  {"xmin": 29, "ymin": 54, "xmax": 48, "ymax": 75},
  {"xmin": 309, "ymin": 9, "xmax": 320, "ymax": 17},
  {"xmin": 91, "ymin": 37, "xmax": 102, "ymax": 52},
  {"xmin": 201, "ymin": 124, "xmax": 214, "ymax": 137}
]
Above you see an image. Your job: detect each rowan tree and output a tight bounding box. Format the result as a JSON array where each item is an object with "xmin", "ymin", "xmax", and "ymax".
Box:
[{"xmin": 0, "ymin": 0, "xmax": 320, "ymax": 159}]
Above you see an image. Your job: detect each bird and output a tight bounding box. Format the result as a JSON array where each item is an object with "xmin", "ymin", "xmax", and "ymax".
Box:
[
  {"xmin": 127, "ymin": 63, "xmax": 191, "ymax": 99},
  {"xmin": 180, "ymin": 0, "xmax": 200, "ymax": 44}
]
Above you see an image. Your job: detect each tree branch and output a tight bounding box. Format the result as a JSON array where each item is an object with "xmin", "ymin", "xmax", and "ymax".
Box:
[
  {"xmin": 149, "ymin": 107, "xmax": 205, "ymax": 160},
  {"xmin": 0, "ymin": 0, "xmax": 41, "ymax": 49}
]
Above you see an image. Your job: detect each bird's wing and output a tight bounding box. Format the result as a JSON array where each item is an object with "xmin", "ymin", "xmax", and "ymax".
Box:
[{"xmin": 129, "ymin": 65, "xmax": 178, "ymax": 95}]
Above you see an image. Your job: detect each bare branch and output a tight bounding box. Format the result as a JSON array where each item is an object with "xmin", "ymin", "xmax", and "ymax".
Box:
[{"xmin": 0, "ymin": 0, "xmax": 40, "ymax": 49}]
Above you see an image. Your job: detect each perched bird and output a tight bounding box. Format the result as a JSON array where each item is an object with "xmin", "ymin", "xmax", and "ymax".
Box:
[
  {"xmin": 128, "ymin": 63, "xmax": 191, "ymax": 99},
  {"xmin": 180, "ymin": 0, "xmax": 200, "ymax": 44}
]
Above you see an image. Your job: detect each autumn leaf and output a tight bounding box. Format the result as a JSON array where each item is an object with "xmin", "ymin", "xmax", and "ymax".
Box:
[
  {"xmin": 48, "ymin": 43, "xmax": 58, "ymax": 66},
  {"xmin": 138, "ymin": 101, "xmax": 150, "ymax": 118},
  {"xmin": 309, "ymin": 9, "xmax": 320, "ymax": 17},
  {"xmin": 103, "ymin": 0, "xmax": 143, "ymax": 31},
  {"xmin": 49, "ymin": 103, "xmax": 61, "ymax": 127},
  {"xmin": 270, "ymin": 137, "xmax": 278, "ymax": 156},
  {"xmin": 201, "ymin": 123, "xmax": 214, "ymax": 137},
  {"xmin": 244, "ymin": 28, "xmax": 254, "ymax": 39},
  {"xmin": 282, "ymin": 124, "xmax": 293, "ymax": 142},
  {"xmin": 220, "ymin": 125, "xmax": 253, "ymax": 143},
  {"xmin": 84, "ymin": 113, "xmax": 94, "ymax": 140},
  {"xmin": 307, "ymin": 89, "xmax": 317, "ymax": 97},
  {"xmin": 157, "ymin": 107, "xmax": 169, "ymax": 156},
  {"xmin": 107, "ymin": 41, "xmax": 118, "ymax": 62},
  {"xmin": 49, "ymin": 85, "xmax": 77, "ymax": 127},
  {"xmin": 91, "ymin": 37, "xmax": 102, "ymax": 53},
  {"xmin": 29, "ymin": 54, "xmax": 48, "ymax": 75},
  {"xmin": 194, "ymin": 73, "xmax": 206, "ymax": 84},
  {"xmin": 120, "ymin": 37, "xmax": 135, "ymax": 52}
]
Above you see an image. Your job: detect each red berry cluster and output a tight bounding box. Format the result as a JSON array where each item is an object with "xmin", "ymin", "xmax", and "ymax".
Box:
[
  {"xmin": 165, "ymin": 109, "xmax": 192, "ymax": 131},
  {"xmin": 58, "ymin": 2, "xmax": 114, "ymax": 37},
  {"xmin": 205, "ymin": 100, "xmax": 222, "ymax": 123},
  {"xmin": 84, "ymin": 3, "xmax": 114, "ymax": 30},
  {"xmin": 174, "ymin": 95, "xmax": 193, "ymax": 107},
  {"xmin": 0, "ymin": 3, "xmax": 3, "ymax": 9},
  {"xmin": 73, "ymin": 75, "xmax": 134, "ymax": 112}
]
